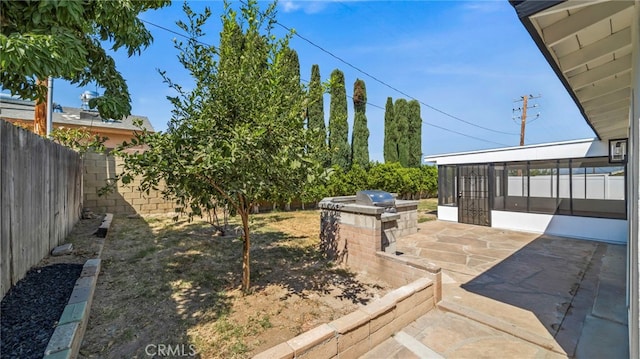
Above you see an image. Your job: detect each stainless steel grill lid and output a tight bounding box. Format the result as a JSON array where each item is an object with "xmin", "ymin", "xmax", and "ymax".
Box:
[{"xmin": 355, "ymin": 190, "xmax": 396, "ymax": 208}]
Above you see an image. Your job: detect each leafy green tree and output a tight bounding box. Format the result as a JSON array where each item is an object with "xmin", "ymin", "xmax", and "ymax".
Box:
[
  {"xmin": 383, "ymin": 97, "xmax": 398, "ymax": 163},
  {"xmin": 419, "ymin": 165, "xmax": 438, "ymax": 198},
  {"xmin": 407, "ymin": 100, "xmax": 422, "ymax": 167},
  {"xmin": 116, "ymin": 0, "xmax": 318, "ymax": 292},
  {"xmin": 328, "ymin": 69, "xmax": 350, "ymax": 170},
  {"xmin": 395, "ymin": 99, "xmax": 410, "ymax": 166},
  {"xmin": 318, "ymin": 162, "xmax": 437, "ymax": 199},
  {"xmin": 368, "ymin": 162, "xmax": 406, "ymax": 193},
  {"xmin": 351, "ymin": 79, "xmax": 369, "ymax": 167},
  {"xmin": 325, "ymin": 164, "xmax": 367, "ymax": 197},
  {"xmin": 50, "ymin": 127, "xmax": 106, "ymax": 154},
  {"xmin": 307, "ymin": 64, "xmax": 327, "ymax": 165},
  {"xmin": 0, "ymin": 0, "xmax": 170, "ymax": 120}
]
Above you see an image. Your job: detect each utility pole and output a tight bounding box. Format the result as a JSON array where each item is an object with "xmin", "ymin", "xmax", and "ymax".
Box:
[
  {"xmin": 512, "ymin": 94, "xmax": 541, "ymax": 146},
  {"xmin": 519, "ymin": 95, "xmax": 527, "ymax": 146}
]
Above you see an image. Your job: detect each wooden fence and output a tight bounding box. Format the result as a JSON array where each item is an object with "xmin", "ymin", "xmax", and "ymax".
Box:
[{"xmin": 1, "ymin": 120, "xmax": 83, "ymax": 298}]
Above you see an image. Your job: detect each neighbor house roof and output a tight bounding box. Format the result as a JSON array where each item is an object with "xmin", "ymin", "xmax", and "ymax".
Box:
[
  {"xmin": 0, "ymin": 96, "xmax": 155, "ymax": 132},
  {"xmin": 509, "ymin": 0, "xmax": 636, "ymax": 141}
]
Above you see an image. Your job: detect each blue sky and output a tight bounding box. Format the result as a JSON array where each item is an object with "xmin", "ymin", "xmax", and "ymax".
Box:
[{"xmin": 50, "ymin": 0, "xmax": 596, "ymax": 161}]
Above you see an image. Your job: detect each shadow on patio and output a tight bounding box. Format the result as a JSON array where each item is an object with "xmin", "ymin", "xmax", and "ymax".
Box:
[{"xmin": 396, "ymin": 220, "xmax": 628, "ymax": 358}]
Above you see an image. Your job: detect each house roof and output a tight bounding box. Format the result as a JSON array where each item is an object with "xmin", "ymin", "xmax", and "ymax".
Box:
[
  {"xmin": 509, "ymin": 0, "xmax": 636, "ymax": 141},
  {"xmin": 0, "ymin": 96, "xmax": 155, "ymax": 132},
  {"xmin": 423, "ymin": 138, "xmax": 608, "ymax": 165}
]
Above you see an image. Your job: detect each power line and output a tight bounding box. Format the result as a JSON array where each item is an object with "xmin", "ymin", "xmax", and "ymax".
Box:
[
  {"xmin": 301, "ymin": 78, "xmax": 505, "ymax": 144},
  {"xmin": 300, "ymin": 78, "xmax": 385, "ymax": 110},
  {"xmin": 139, "ymin": 16, "xmax": 510, "ymax": 146},
  {"xmin": 140, "ymin": 19, "xmax": 211, "ymax": 47},
  {"xmin": 232, "ymin": 0, "xmax": 517, "ymax": 136},
  {"xmin": 423, "ymin": 121, "xmax": 509, "ymax": 147},
  {"xmin": 273, "ymin": 20, "xmax": 519, "ymax": 136}
]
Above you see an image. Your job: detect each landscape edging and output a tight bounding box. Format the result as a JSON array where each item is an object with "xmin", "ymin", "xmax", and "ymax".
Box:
[{"xmin": 42, "ymin": 213, "xmax": 112, "ymax": 359}]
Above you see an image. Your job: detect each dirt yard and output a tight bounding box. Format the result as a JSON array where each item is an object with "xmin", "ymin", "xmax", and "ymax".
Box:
[{"xmin": 79, "ymin": 209, "xmax": 394, "ymax": 358}]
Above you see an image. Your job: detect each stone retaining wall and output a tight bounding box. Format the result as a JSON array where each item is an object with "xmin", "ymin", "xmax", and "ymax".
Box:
[{"xmin": 254, "ymin": 277, "xmax": 435, "ymax": 359}]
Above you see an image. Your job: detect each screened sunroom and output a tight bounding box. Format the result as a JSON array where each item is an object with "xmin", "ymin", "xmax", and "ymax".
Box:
[{"xmin": 425, "ymin": 138, "xmax": 628, "ymax": 244}]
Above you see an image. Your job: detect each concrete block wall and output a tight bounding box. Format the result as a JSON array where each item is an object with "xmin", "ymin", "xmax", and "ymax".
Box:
[
  {"xmin": 320, "ymin": 200, "xmax": 418, "ymax": 266},
  {"xmin": 277, "ymin": 197, "xmax": 441, "ymax": 358},
  {"xmin": 254, "ymin": 277, "xmax": 435, "ymax": 359},
  {"xmin": 338, "ymin": 219, "xmax": 442, "ymax": 302},
  {"xmin": 83, "ymin": 152, "xmax": 175, "ymax": 215},
  {"xmin": 394, "ymin": 202, "xmax": 419, "ymax": 238},
  {"xmin": 318, "ymin": 198, "xmax": 440, "ymax": 298},
  {"xmin": 371, "ymin": 251, "xmax": 442, "ymax": 303}
]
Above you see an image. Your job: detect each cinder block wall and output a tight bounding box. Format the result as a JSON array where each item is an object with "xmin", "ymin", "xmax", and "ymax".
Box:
[
  {"xmin": 319, "ymin": 198, "xmax": 441, "ymax": 301},
  {"xmin": 256, "ymin": 198, "xmax": 441, "ymax": 358},
  {"xmin": 394, "ymin": 203, "xmax": 418, "ymax": 238},
  {"xmin": 255, "ymin": 277, "xmax": 436, "ymax": 359},
  {"xmin": 320, "ymin": 201, "xmax": 420, "ymax": 277},
  {"xmin": 83, "ymin": 152, "xmax": 175, "ymax": 215}
]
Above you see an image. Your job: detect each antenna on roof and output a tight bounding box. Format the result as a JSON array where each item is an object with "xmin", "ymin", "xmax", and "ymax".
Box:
[{"xmin": 80, "ymin": 90, "xmax": 99, "ymax": 111}]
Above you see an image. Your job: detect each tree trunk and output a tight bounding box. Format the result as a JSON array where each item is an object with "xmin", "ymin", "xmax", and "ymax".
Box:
[
  {"xmin": 240, "ymin": 205, "xmax": 251, "ymax": 293},
  {"xmin": 34, "ymin": 78, "xmax": 47, "ymax": 136}
]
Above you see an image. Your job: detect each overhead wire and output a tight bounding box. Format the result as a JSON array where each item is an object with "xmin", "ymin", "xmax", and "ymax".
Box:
[
  {"xmin": 139, "ymin": 12, "xmax": 512, "ymax": 146},
  {"xmin": 140, "ymin": 18, "xmax": 211, "ymax": 47},
  {"xmin": 300, "ymin": 80, "xmax": 508, "ymax": 146},
  {"xmin": 272, "ymin": 20, "xmax": 519, "ymax": 136}
]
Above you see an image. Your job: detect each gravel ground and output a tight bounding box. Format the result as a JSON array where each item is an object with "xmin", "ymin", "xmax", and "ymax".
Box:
[{"xmin": 1, "ymin": 263, "xmax": 83, "ymax": 359}]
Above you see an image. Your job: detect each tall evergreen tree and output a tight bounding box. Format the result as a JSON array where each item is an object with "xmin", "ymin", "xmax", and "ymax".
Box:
[
  {"xmin": 351, "ymin": 79, "xmax": 369, "ymax": 167},
  {"xmin": 307, "ymin": 64, "xmax": 327, "ymax": 164},
  {"xmin": 281, "ymin": 48, "xmax": 301, "ymax": 95},
  {"xmin": 278, "ymin": 48, "xmax": 304, "ymax": 209},
  {"xmin": 407, "ymin": 100, "xmax": 422, "ymax": 167},
  {"xmin": 328, "ymin": 69, "xmax": 350, "ymax": 169},
  {"xmin": 383, "ymin": 97, "xmax": 398, "ymax": 163},
  {"xmin": 395, "ymin": 99, "xmax": 410, "ymax": 167}
]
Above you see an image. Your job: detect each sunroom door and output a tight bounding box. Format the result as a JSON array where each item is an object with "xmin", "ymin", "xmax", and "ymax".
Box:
[{"xmin": 457, "ymin": 164, "xmax": 491, "ymax": 226}]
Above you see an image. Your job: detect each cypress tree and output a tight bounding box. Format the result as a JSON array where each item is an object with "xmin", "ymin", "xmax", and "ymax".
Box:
[
  {"xmin": 351, "ymin": 79, "xmax": 369, "ymax": 167},
  {"xmin": 383, "ymin": 97, "xmax": 398, "ymax": 163},
  {"xmin": 307, "ymin": 64, "xmax": 327, "ymax": 164},
  {"xmin": 278, "ymin": 48, "xmax": 303, "ymax": 209},
  {"xmin": 282, "ymin": 48, "xmax": 300, "ymax": 90},
  {"xmin": 407, "ymin": 100, "xmax": 422, "ymax": 167},
  {"xmin": 395, "ymin": 99, "xmax": 410, "ymax": 167},
  {"xmin": 328, "ymin": 69, "xmax": 350, "ymax": 170}
]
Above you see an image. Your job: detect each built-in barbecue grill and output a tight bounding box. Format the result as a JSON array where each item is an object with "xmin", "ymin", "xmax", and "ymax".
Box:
[
  {"xmin": 356, "ymin": 190, "xmax": 397, "ymax": 213},
  {"xmin": 321, "ymin": 190, "xmax": 418, "ymax": 257}
]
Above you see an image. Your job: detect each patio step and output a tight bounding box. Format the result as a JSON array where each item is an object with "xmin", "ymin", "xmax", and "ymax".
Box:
[
  {"xmin": 363, "ymin": 307, "xmax": 566, "ymax": 358},
  {"xmin": 437, "ymin": 300, "xmax": 566, "ymax": 355}
]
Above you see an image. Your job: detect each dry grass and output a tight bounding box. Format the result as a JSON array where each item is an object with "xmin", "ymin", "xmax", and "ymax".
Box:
[
  {"xmin": 418, "ymin": 198, "xmax": 438, "ymax": 223},
  {"xmin": 80, "ymin": 210, "xmax": 391, "ymax": 358}
]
